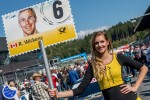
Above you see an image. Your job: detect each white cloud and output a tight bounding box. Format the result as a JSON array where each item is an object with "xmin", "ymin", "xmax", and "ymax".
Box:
[{"xmin": 77, "ymin": 26, "xmax": 110, "ymax": 39}]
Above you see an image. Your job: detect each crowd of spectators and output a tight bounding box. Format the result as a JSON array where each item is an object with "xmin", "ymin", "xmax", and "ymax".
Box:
[
  {"xmin": 0, "ymin": 41, "xmax": 149, "ymax": 100},
  {"xmin": 117, "ymin": 42, "xmax": 150, "ymax": 77}
]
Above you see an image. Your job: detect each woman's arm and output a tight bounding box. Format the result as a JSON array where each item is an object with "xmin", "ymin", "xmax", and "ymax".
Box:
[
  {"xmin": 132, "ymin": 65, "xmax": 148, "ymax": 91},
  {"xmin": 57, "ymin": 90, "xmax": 73, "ymax": 98},
  {"xmin": 72, "ymin": 65, "xmax": 93, "ymax": 96},
  {"xmin": 50, "ymin": 65, "xmax": 93, "ymax": 98},
  {"xmin": 117, "ymin": 54, "xmax": 148, "ymax": 94},
  {"xmin": 49, "ymin": 88, "xmax": 73, "ymax": 98},
  {"xmin": 120, "ymin": 65, "xmax": 148, "ymax": 94}
]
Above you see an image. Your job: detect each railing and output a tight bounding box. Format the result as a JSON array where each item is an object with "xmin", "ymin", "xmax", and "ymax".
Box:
[{"xmin": 3, "ymin": 54, "xmax": 10, "ymax": 65}]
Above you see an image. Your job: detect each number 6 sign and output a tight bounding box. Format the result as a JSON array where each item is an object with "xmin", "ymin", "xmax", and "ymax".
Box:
[
  {"xmin": 41, "ymin": 0, "xmax": 71, "ymax": 25},
  {"xmin": 2, "ymin": 0, "xmax": 77, "ymax": 57}
]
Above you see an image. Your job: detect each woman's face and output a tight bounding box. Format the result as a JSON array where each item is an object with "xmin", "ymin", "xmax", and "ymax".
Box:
[{"xmin": 94, "ymin": 35, "xmax": 109, "ymax": 54}]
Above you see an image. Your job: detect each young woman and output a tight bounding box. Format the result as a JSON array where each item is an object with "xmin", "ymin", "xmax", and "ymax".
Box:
[{"xmin": 49, "ymin": 31, "xmax": 148, "ymax": 100}]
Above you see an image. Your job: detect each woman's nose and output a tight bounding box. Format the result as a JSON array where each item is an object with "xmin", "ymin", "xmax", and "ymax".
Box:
[{"xmin": 98, "ymin": 42, "xmax": 102, "ymax": 47}]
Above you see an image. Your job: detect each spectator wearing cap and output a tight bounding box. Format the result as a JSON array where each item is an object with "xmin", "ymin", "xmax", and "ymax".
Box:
[{"xmin": 31, "ymin": 73, "xmax": 50, "ymax": 100}]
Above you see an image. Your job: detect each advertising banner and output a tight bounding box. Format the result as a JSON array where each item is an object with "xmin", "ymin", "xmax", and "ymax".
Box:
[{"xmin": 2, "ymin": 0, "xmax": 77, "ymax": 57}]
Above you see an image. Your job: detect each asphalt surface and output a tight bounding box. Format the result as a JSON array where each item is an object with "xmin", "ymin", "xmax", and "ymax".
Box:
[{"xmin": 132, "ymin": 70, "xmax": 150, "ymax": 100}]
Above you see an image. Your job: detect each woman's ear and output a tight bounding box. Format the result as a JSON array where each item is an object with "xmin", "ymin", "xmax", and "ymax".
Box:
[{"xmin": 107, "ymin": 41, "xmax": 110, "ymax": 46}]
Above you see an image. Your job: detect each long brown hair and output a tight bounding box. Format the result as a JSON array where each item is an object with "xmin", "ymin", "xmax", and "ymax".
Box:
[{"xmin": 91, "ymin": 31, "xmax": 113, "ymax": 81}]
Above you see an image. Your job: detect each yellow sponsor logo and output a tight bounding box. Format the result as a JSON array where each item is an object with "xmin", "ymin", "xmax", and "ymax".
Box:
[{"xmin": 8, "ymin": 24, "xmax": 76, "ymax": 57}]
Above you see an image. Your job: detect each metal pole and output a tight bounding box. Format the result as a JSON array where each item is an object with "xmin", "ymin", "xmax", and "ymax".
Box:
[
  {"xmin": 15, "ymin": 71, "xmax": 18, "ymax": 84},
  {"xmin": 24, "ymin": 69, "xmax": 27, "ymax": 80},
  {"xmin": 39, "ymin": 40, "xmax": 56, "ymax": 99},
  {"xmin": 131, "ymin": 12, "xmax": 150, "ymax": 21},
  {"xmin": 2, "ymin": 73, "xmax": 6, "ymax": 85}
]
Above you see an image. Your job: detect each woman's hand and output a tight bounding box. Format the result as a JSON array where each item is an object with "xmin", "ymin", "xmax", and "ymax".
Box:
[
  {"xmin": 120, "ymin": 84, "xmax": 137, "ymax": 94},
  {"xmin": 49, "ymin": 88, "xmax": 58, "ymax": 98}
]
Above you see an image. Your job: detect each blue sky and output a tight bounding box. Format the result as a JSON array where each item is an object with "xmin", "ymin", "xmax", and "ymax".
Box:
[{"xmin": 0, "ymin": 0, "xmax": 149, "ymax": 37}]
